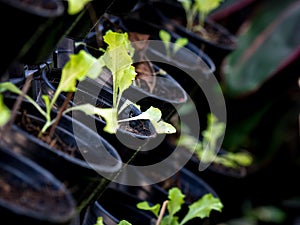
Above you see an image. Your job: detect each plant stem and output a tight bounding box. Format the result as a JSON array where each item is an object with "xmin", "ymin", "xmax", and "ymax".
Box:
[
  {"xmin": 48, "ymin": 91, "xmax": 73, "ymax": 139},
  {"xmin": 3, "ymin": 73, "xmax": 33, "ymax": 133},
  {"xmin": 156, "ymin": 200, "xmax": 168, "ymax": 225}
]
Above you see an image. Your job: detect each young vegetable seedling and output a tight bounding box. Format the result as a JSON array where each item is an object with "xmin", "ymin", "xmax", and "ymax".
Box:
[
  {"xmin": 71, "ymin": 30, "xmax": 177, "ymax": 134},
  {"xmin": 178, "ymin": 113, "xmax": 253, "ymax": 168},
  {"xmin": 178, "ymin": 0, "xmax": 224, "ymax": 32},
  {"xmin": 94, "ymin": 216, "xmax": 132, "ymax": 225},
  {"xmin": 159, "ymin": 30, "xmax": 188, "ymax": 59},
  {"xmin": 0, "ymin": 30, "xmax": 176, "ymax": 137},
  {"xmin": 136, "ymin": 186, "xmax": 223, "ymax": 225}
]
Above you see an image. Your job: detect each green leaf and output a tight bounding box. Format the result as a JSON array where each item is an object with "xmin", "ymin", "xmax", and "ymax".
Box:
[
  {"xmin": 159, "ymin": 30, "xmax": 172, "ymax": 57},
  {"xmin": 0, "ymin": 82, "xmax": 22, "ymax": 95},
  {"xmin": 168, "ymin": 187, "xmax": 185, "ymax": 217},
  {"xmin": 223, "ymin": 0, "xmax": 300, "ymax": 97},
  {"xmin": 67, "ymin": 0, "xmax": 91, "ymax": 15},
  {"xmin": 102, "ymin": 45, "xmax": 132, "ymax": 75},
  {"xmin": 173, "ymin": 37, "xmax": 188, "ymax": 55},
  {"xmin": 94, "ymin": 216, "xmax": 104, "ymax": 225},
  {"xmin": 224, "ymin": 152, "xmax": 253, "ymax": 167},
  {"xmin": 137, "ymin": 201, "xmax": 161, "ymax": 218},
  {"xmin": 93, "ymin": 107, "xmax": 118, "ymax": 134},
  {"xmin": 0, "ymin": 94, "xmax": 10, "ymax": 126},
  {"xmin": 0, "ymin": 82, "xmax": 46, "ymax": 119},
  {"xmin": 101, "ymin": 30, "xmax": 136, "ymax": 109},
  {"xmin": 117, "ymin": 65, "xmax": 137, "ymax": 100},
  {"xmin": 179, "ymin": 193, "xmax": 223, "ymax": 225},
  {"xmin": 58, "ymin": 50, "xmax": 99, "ymax": 93},
  {"xmin": 118, "ymin": 220, "xmax": 132, "ymax": 225},
  {"xmin": 118, "ymin": 106, "xmax": 176, "ymax": 134},
  {"xmin": 104, "ymin": 30, "xmax": 135, "ymax": 56},
  {"xmin": 196, "ymin": 0, "xmax": 223, "ymax": 15},
  {"xmin": 159, "ymin": 30, "xmax": 171, "ymax": 43},
  {"xmin": 161, "ymin": 215, "xmax": 180, "ymax": 225},
  {"xmin": 153, "ymin": 120, "xmax": 177, "ymax": 134}
]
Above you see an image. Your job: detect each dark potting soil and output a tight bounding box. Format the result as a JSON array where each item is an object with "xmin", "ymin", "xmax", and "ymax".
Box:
[
  {"xmin": 0, "ymin": 171, "xmax": 70, "ymax": 216},
  {"xmin": 133, "ymin": 61, "xmax": 186, "ymax": 102}
]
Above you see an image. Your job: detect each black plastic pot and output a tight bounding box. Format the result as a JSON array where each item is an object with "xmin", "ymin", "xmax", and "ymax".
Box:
[
  {"xmin": 111, "ymin": 163, "xmax": 222, "ymax": 224},
  {"xmin": 136, "ymin": 1, "xmax": 237, "ymax": 71},
  {"xmin": 0, "ymin": 145, "xmax": 77, "ymax": 225},
  {"xmin": 80, "ymin": 16, "xmax": 189, "ymax": 123},
  {"xmin": 102, "ymin": 165, "xmax": 222, "ymax": 225},
  {"xmin": 105, "ymin": 0, "xmax": 142, "ymax": 16},
  {"xmin": 0, "ymin": 0, "xmax": 64, "ymax": 77},
  {"xmin": 1, "ymin": 94, "xmax": 123, "ymax": 213},
  {"xmin": 209, "ymin": 0, "xmax": 260, "ymax": 34},
  {"xmin": 82, "ymin": 187, "xmax": 155, "ymax": 225},
  {"xmin": 33, "ymin": 67, "xmax": 159, "ymax": 166},
  {"xmin": 102, "ymin": 15, "xmax": 216, "ymax": 130},
  {"xmin": 106, "ymin": 61, "xmax": 188, "ymax": 123}
]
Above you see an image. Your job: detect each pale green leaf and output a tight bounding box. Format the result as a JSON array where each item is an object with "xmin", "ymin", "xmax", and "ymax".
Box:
[
  {"xmin": 63, "ymin": 103, "xmax": 99, "ymax": 116},
  {"xmin": 67, "ymin": 0, "xmax": 91, "ymax": 15},
  {"xmin": 173, "ymin": 38, "xmax": 188, "ymax": 55},
  {"xmin": 153, "ymin": 120, "xmax": 176, "ymax": 134},
  {"xmin": 102, "ymin": 46, "xmax": 132, "ymax": 74},
  {"xmin": 179, "ymin": 193, "xmax": 223, "ymax": 225},
  {"xmin": 0, "ymin": 94, "xmax": 10, "ymax": 126},
  {"xmin": 58, "ymin": 50, "xmax": 98, "ymax": 93},
  {"xmin": 0, "ymin": 82, "xmax": 22, "ymax": 95},
  {"xmin": 87, "ymin": 56, "xmax": 105, "ymax": 79},
  {"xmin": 118, "ymin": 220, "xmax": 132, "ymax": 225},
  {"xmin": 104, "ymin": 30, "xmax": 134, "ymax": 56},
  {"xmin": 117, "ymin": 65, "xmax": 136, "ymax": 97},
  {"xmin": 137, "ymin": 201, "xmax": 161, "ymax": 218},
  {"xmin": 168, "ymin": 187, "xmax": 185, "ymax": 216},
  {"xmin": 161, "ymin": 215, "xmax": 180, "ymax": 225},
  {"xmin": 0, "ymin": 82, "xmax": 46, "ymax": 119},
  {"xmin": 94, "ymin": 216, "xmax": 104, "ymax": 225},
  {"xmin": 63, "ymin": 103, "xmax": 119, "ymax": 134},
  {"xmin": 159, "ymin": 30, "xmax": 171, "ymax": 43},
  {"xmin": 178, "ymin": 0, "xmax": 192, "ymax": 13},
  {"xmin": 118, "ymin": 106, "xmax": 176, "ymax": 134},
  {"xmin": 196, "ymin": 0, "xmax": 223, "ymax": 15},
  {"xmin": 94, "ymin": 107, "xmax": 118, "ymax": 134},
  {"xmin": 223, "ymin": 152, "xmax": 253, "ymax": 167}
]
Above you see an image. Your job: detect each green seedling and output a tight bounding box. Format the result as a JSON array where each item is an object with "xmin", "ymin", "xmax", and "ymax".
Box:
[
  {"xmin": 72, "ymin": 30, "xmax": 176, "ymax": 134},
  {"xmin": 0, "ymin": 30, "xmax": 176, "ymax": 136},
  {"xmin": 94, "ymin": 217, "xmax": 132, "ymax": 225},
  {"xmin": 178, "ymin": 0, "xmax": 223, "ymax": 32},
  {"xmin": 159, "ymin": 30, "xmax": 188, "ymax": 58},
  {"xmin": 137, "ymin": 187, "xmax": 223, "ymax": 225},
  {"xmin": 0, "ymin": 49, "xmax": 101, "ymax": 136},
  {"xmin": 67, "ymin": 0, "xmax": 91, "ymax": 15},
  {"xmin": 178, "ymin": 113, "xmax": 253, "ymax": 168}
]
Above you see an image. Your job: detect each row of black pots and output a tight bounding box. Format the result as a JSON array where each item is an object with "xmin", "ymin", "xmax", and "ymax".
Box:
[
  {"xmin": 32, "ymin": 66, "xmax": 172, "ymax": 164},
  {"xmin": 131, "ymin": 0, "xmax": 237, "ymax": 74},
  {"xmin": 81, "ymin": 13, "xmax": 218, "ymax": 133},
  {"xmin": 81, "ymin": 166, "xmax": 222, "ymax": 225},
  {"xmin": 1, "ymin": 94, "xmax": 123, "ymax": 212},
  {"xmin": 0, "ymin": 1, "xmax": 244, "ymax": 225},
  {"xmin": 0, "ymin": 0, "xmax": 142, "ymax": 79},
  {"xmin": 0, "ymin": 145, "xmax": 76, "ymax": 225},
  {"xmin": 0, "ymin": 63, "xmax": 222, "ymax": 225}
]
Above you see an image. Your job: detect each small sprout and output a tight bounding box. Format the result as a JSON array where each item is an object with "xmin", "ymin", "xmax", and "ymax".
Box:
[
  {"xmin": 80, "ymin": 30, "xmax": 177, "ymax": 135},
  {"xmin": 0, "ymin": 50, "xmax": 101, "ymax": 136},
  {"xmin": 159, "ymin": 30, "xmax": 188, "ymax": 58},
  {"xmin": 137, "ymin": 187, "xmax": 223, "ymax": 225},
  {"xmin": 67, "ymin": 0, "xmax": 91, "ymax": 15},
  {"xmin": 178, "ymin": 113, "xmax": 253, "ymax": 168},
  {"xmin": 178, "ymin": 0, "xmax": 224, "ymax": 31},
  {"xmin": 94, "ymin": 217, "xmax": 132, "ymax": 225}
]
